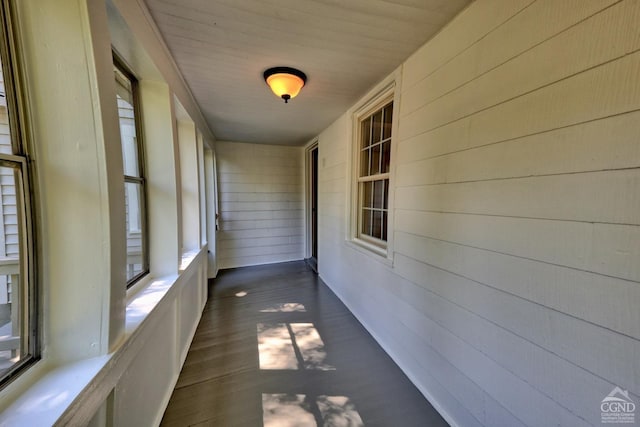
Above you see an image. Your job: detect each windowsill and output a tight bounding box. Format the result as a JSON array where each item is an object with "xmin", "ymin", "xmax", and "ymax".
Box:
[
  {"xmin": 0, "ymin": 356, "xmax": 110, "ymax": 426},
  {"xmin": 0, "ymin": 247, "xmax": 207, "ymax": 426},
  {"xmin": 345, "ymin": 238, "xmax": 394, "ymax": 268},
  {"xmin": 125, "ymin": 274, "xmax": 178, "ymax": 334},
  {"xmin": 126, "ymin": 270, "xmax": 153, "ymax": 300},
  {"xmin": 179, "ymin": 249, "xmax": 200, "ymax": 272},
  {"xmin": 0, "ymin": 275, "xmax": 179, "ymax": 425}
]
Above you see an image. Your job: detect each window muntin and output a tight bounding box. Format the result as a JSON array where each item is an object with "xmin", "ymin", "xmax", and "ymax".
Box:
[
  {"xmin": 114, "ymin": 58, "xmax": 148, "ymax": 285},
  {"xmin": 357, "ymin": 101, "xmax": 392, "ymax": 246},
  {"xmin": 0, "ymin": 1, "xmax": 38, "ymax": 387}
]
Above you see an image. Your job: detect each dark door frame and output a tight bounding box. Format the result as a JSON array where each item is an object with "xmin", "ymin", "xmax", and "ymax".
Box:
[{"xmin": 305, "ymin": 140, "xmax": 318, "ymax": 273}]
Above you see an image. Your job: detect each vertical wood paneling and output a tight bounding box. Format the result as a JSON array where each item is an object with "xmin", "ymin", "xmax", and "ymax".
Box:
[
  {"xmin": 217, "ymin": 141, "xmax": 304, "ymax": 268},
  {"xmin": 114, "ymin": 306, "xmax": 178, "ymax": 427}
]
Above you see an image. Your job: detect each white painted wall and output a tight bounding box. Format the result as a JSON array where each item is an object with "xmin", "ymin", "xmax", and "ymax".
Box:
[
  {"xmin": 204, "ymin": 149, "xmax": 219, "ymax": 278},
  {"xmin": 315, "ymin": 1, "xmax": 640, "ymax": 426},
  {"xmin": 177, "ymin": 118, "xmax": 201, "ymax": 253},
  {"xmin": 13, "ymin": 0, "xmax": 127, "ymax": 364},
  {"xmin": 197, "ymin": 132, "xmax": 207, "ymax": 248},
  {"xmin": 217, "ymin": 141, "xmax": 304, "ymax": 269}
]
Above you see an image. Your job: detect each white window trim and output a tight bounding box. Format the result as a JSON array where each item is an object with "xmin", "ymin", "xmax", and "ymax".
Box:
[{"xmin": 347, "ymin": 69, "xmax": 402, "ymax": 261}]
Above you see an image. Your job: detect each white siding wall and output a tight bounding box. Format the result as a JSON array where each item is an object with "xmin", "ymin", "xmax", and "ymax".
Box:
[
  {"xmin": 217, "ymin": 141, "xmax": 304, "ymax": 268},
  {"xmin": 316, "ymin": 1, "xmax": 640, "ymax": 426}
]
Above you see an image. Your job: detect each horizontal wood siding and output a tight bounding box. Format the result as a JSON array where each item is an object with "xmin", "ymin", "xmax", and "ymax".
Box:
[
  {"xmin": 316, "ymin": 1, "xmax": 640, "ymax": 426},
  {"xmin": 0, "ymin": 86, "xmax": 18, "ymax": 259},
  {"xmin": 0, "ymin": 84, "xmax": 14, "ymax": 304},
  {"xmin": 217, "ymin": 141, "xmax": 304, "ymax": 268}
]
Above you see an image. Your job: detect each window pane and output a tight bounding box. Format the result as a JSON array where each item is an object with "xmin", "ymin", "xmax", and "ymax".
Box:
[
  {"xmin": 114, "ymin": 66, "xmax": 133, "ymax": 103},
  {"xmin": 116, "ymin": 59, "xmax": 148, "ymax": 286},
  {"xmin": 0, "ymin": 10, "xmax": 37, "ymax": 387},
  {"xmin": 115, "ymin": 66, "xmax": 140, "ymax": 178},
  {"xmin": 372, "ymin": 211, "xmax": 383, "ymax": 240},
  {"xmin": 0, "ymin": 164, "xmax": 27, "ymax": 378},
  {"xmin": 371, "ymin": 144, "xmax": 381, "ymax": 176},
  {"xmin": 360, "ymin": 148, "xmax": 370, "ymax": 177},
  {"xmin": 371, "ymin": 110, "xmax": 382, "ymax": 144},
  {"xmin": 381, "ymin": 141, "xmax": 391, "ymax": 174},
  {"xmin": 361, "ymin": 208, "xmax": 372, "ymax": 236},
  {"xmin": 361, "ymin": 117, "xmax": 371, "ymax": 148},
  {"xmin": 373, "ymin": 180, "xmax": 384, "ymax": 209},
  {"xmin": 117, "ymin": 96, "xmax": 140, "ymax": 178},
  {"xmin": 125, "ymin": 181, "xmax": 144, "ymax": 281},
  {"xmin": 362, "ymin": 181, "xmax": 372, "ymax": 209},
  {"xmin": 383, "ymin": 103, "xmax": 393, "ymax": 140}
]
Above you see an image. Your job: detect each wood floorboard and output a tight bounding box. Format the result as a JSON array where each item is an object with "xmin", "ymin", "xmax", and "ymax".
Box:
[{"xmin": 161, "ymin": 261, "xmax": 448, "ymax": 427}]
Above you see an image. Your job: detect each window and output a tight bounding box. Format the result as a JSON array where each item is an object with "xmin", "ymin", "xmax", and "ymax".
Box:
[
  {"xmin": 0, "ymin": 0, "xmax": 38, "ymax": 387},
  {"xmin": 114, "ymin": 56, "xmax": 148, "ymax": 286},
  {"xmin": 354, "ymin": 98, "xmax": 393, "ymax": 252}
]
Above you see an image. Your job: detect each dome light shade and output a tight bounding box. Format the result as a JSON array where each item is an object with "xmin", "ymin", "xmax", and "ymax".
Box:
[{"xmin": 263, "ymin": 67, "xmax": 307, "ymax": 103}]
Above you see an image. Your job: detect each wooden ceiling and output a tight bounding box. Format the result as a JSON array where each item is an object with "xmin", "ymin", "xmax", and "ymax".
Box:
[{"xmin": 145, "ymin": 0, "xmax": 472, "ymax": 146}]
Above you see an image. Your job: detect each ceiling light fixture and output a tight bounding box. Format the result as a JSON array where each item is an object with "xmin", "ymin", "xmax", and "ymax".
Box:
[{"xmin": 263, "ymin": 67, "xmax": 307, "ymax": 103}]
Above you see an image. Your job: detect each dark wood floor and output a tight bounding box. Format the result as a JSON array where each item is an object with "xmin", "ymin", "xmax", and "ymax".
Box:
[{"xmin": 161, "ymin": 261, "xmax": 448, "ymax": 427}]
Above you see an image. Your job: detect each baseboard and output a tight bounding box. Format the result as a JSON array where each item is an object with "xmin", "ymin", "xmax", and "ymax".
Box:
[{"xmin": 318, "ymin": 272, "xmax": 461, "ymax": 427}]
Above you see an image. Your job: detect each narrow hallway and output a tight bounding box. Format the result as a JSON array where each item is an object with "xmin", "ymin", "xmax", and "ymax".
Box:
[{"xmin": 161, "ymin": 261, "xmax": 447, "ymax": 426}]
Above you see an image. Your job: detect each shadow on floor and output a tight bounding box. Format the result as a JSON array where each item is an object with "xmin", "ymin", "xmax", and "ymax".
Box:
[{"xmin": 161, "ymin": 261, "xmax": 448, "ymax": 427}]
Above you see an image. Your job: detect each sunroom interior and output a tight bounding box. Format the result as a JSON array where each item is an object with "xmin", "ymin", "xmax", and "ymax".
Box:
[{"xmin": 0, "ymin": 0, "xmax": 638, "ymax": 426}]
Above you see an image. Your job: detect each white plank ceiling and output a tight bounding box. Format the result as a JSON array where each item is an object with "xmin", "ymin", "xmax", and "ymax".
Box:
[{"xmin": 144, "ymin": 0, "xmax": 472, "ymax": 146}]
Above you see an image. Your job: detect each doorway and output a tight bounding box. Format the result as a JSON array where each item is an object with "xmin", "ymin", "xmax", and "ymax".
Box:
[{"xmin": 306, "ymin": 143, "xmax": 318, "ymax": 273}]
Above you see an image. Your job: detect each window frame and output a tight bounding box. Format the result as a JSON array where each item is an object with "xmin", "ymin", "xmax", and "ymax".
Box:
[
  {"xmin": 113, "ymin": 52, "xmax": 149, "ymax": 287},
  {"xmin": 349, "ymin": 81, "xmax": 399, "ymax": 259},
  {"xmin": 357, "ymin": 101, "xmax": 392, "ymax": 247},
  {"xmin": 0, "ymin": 0, "xmax": 40, "ymax": 389}
]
